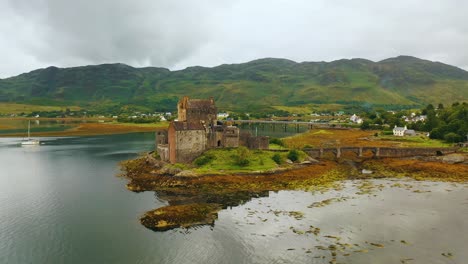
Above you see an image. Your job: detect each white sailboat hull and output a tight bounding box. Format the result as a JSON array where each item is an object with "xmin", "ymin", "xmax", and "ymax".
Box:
[
  {"xmin": 21, "ymin": 120, "xmax": 41, "ymax": 146},
  {"xmin": 21, "ymin": 139, "xmax": 40, "ymax": 145}
]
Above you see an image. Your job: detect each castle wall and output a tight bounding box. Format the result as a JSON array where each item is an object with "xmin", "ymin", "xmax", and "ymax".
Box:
[
  {"xmin": 157, "ymin": 145, "xmax": 169, "ymax": 161},
  {"xmin": 186, "ymin": 109, "xmax": 216, "ymax": 125},
  {"xmin": 174, "ymin": 130, "xmax": 207, "ymax": 163},
  {"xmin": 247, "ymin": 136, "xmax": 269, "ymax": 150},
  {"xmin": 168, "ymin": 125, "xmax": 177, "ymax": 163},
  {"xmin": 222, "ymin": 127, "xmax": 240, "ymax": 148}
]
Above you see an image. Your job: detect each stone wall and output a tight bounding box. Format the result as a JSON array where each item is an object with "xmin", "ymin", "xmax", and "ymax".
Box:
[
  {"xmin": 168, "ymin": 125, "xmax": 177, "ymax": 163},
  {"xmin": 222, "ymin": 126, "xmax": 240, "ymax": 148},
  {"xmin": 175, "ymin": 130, "xmax": 207, "ymax": 163},
  {"xmin": 247, "ymin": 136, "xmax": 269, "ymax": 150},
  {"xmin": 304, "ymin": 146, "xmax": 459, "ymax": 159},
  {"xmin": 157, "ymin": 145, "xmax": 169, "ymax": 162}
]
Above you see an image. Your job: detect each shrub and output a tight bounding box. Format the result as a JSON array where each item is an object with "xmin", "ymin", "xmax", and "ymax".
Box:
[
  {"xmin": 269, "ymin": 137, "xmax": 285, "ymax": 146},
  {"xmin": 444, "ymin": 132, "xmax": 462, "ymax": 143},
  {"xmin": 360, "ymin": 121, "xmax": 371, "ymax": 130},
  {"xmin": 194, "ymin": 153, "xmax": 215, "ymax": 166},
  {"xmin": 272, "ymin": 153, "xmax": 282, "ymax": 164},
  {"xmin": 234, "ymin": 146, "xmax": 250, "ymax": 167},
  {"xmin": 287, "ymin": 149, "xmax": 300, "ymax": 162}
]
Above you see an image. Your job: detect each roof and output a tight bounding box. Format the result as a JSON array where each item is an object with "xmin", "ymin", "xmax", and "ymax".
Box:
[
  {"xmin": 171, "ymin": 121, "xmax": 205, "ymax": 131},
  {"xmin": 393, "ymin": 126, "xmax": 406, "ymax": 131}
]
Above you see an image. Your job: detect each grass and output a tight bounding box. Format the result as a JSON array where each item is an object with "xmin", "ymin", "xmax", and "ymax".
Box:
[
  {"xmin": 268, "ymin": 143, "xmax": 288, "ymax": 150},
  {"xmin": 283, "ymin": 128, "xmax": 452, "ymax": 148},
  {"xmin": 193, "ymin": 148, "xmax": 283, "ymax": 174},
  {"xmin": 0, "ymin": 103, "xmax": 80, "ymax": 114},
  {"xmin": 272, "ymin": 105, "xmax": 313, "ymax": 114},
  {"xmin": 111, "ymin": 121, "xmax": 169, "ymax": 128},
  {"xmin": 377, "ymin": 135, "xmax": 450, "ymax": 147},
  {"xmin": 0, "ymin": 121, "xmax": 163, "ymax": 137}
]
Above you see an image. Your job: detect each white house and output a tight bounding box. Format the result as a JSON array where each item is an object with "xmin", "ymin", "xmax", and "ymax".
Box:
[
  {"xmin": 217, "ymin": 112, "xmax": 229, "ymax": 119},
  {"xmin": 350, "ymin": 114, "xmax": 363, "ymax": 124},
  {"xmin": 393, "ymin": 125, "xmax": 407, "ymax": 136}
]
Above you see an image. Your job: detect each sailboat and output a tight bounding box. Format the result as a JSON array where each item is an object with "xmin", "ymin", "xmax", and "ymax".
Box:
[{"xmin": 21, "ymin": 120, "xmax": 40, "ymax": 146}]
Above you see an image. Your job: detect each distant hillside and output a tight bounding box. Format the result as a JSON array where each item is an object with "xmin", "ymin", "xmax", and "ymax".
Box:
[{"xmin": 1, "ymin": 56, "xmax": 467, "ymax": 112}]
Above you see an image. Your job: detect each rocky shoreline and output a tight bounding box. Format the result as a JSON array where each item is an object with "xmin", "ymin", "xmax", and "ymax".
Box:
[{"xmin": 120, "ymin": 151, "xmax": 467, "ymax": 231}]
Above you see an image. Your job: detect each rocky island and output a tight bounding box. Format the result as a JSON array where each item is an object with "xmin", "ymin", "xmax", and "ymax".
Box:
[{"xmin": 120, "ymin": 97, "xmax": 467, "ymax": 231}]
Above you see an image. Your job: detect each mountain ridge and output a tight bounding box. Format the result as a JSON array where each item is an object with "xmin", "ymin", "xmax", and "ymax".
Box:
[{"xmin": 1, "ymin": 56, "xmax": 467, "ymax": 112}]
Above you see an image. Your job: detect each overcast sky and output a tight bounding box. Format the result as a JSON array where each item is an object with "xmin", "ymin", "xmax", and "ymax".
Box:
[{"xmin": 1, "ymin": 0, "xmax": 467, "ymax": 78}]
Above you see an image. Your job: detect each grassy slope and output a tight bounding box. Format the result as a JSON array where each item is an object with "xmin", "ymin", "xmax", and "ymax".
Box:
[
  {"xmin": 1, "ymin": 56, "xmax": 467, "ymax": 112},
  {"xmin": 0, "ymin": 103, "xmax": 80, "ymax": 114}
]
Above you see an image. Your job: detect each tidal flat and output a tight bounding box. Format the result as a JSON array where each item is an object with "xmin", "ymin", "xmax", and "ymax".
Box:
[
  {"xmin": 121, "ymin": 152, "xmax": 468, "ymax": 263},
  {"xmin": 121, "ymin": 153, "xmax": 467, "ymax": 233}
]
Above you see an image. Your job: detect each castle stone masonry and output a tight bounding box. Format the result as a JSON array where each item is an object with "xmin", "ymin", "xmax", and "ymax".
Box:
[{"xmin": 157, "ymin": 96, "xmax": 268, "ymax": 164}]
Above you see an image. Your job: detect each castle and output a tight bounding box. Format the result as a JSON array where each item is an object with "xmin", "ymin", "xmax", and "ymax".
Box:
[{"xmin": 156, "ymin": 96, "xmax": 268, "ymax": 163}]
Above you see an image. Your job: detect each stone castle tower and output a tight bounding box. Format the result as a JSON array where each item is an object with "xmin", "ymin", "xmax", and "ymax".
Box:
[{"xmin": 157, "ymin": 96, "xmax": 240, "ymax": 164}]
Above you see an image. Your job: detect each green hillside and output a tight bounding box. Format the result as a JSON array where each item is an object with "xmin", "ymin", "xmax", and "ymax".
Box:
[{"xmin": 0, "ymin": 56, "xmax": 467, "ymax": 112}]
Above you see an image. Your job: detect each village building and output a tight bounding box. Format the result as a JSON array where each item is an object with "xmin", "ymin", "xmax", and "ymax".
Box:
[
  {"xmin": 157, "ymin": 96, "xmax": 268, "ymax": 164},
  {"xmin": 350, "ymin": 114, "xmax": 363, "ymax": 124},
  {"xmin": 404, "ymin": 129, "xmax": 417, "ymax": 136},
  {"xmin": 393, "ymin": 125, "xmax": 407, "ymax": 136}
]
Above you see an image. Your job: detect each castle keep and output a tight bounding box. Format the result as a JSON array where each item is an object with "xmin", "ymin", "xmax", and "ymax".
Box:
[{"xmin": 157, "ymin": 96, "xmax": 267, "ymax": 164}]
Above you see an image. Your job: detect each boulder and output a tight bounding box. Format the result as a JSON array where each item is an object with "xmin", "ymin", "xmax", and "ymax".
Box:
[
  {"xmin": 306, "ymin": 157, "xmax": 320, "ymax": 164},
  {"xmin": 442, "ymin": 154, "xmax": 465, "ymax": 164},
  {"xmin": 175, "ymin": 170, "xmax": 198, "ymax": 177},
  {"xmin": 159, "ymin": 166, "xmax": 183, "ymax": 176}
]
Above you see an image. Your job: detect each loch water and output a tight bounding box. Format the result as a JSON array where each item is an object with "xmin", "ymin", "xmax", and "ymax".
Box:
[{"xmin": 0, "ymin": 133, "xmax": 466, "ymax": 264}]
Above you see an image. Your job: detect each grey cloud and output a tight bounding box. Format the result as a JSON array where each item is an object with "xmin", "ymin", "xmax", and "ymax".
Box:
[{"xmin": 1, "ymin": 0, "xmax": 468, "ymax": 78}]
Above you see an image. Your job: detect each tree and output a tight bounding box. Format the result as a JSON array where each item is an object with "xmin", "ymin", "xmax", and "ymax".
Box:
[
  {"xmin": 272, "ymin": 153, "xmax": 282, "ymax": 164},
  {"xmin": 424, "ymin": 110, "xmax": 438, "ymax": 131},
  {"xmin": 287, "ymin": 150, "xmax": 300, "ymax": 162},
  {"xmin": 444, "ymin": 132, "xmax": 462, "ymax": 143},
  {"xmin": 360, "ymin": 120, "xmax": 371, "ymax": 130},
  {"xmin": 234, "ymin": 147, "xmax": 250, "ymax": 166}
]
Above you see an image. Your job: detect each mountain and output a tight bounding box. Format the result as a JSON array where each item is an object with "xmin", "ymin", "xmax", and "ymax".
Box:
[{"xmin": 1, "ymin": 56, "xmax": 467, "ymax": 112}]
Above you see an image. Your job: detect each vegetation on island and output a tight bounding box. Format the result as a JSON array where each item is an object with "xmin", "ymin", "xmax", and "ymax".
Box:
[
  {"xmin": 192, "ymin": 147, "xmax": 308, "ymax": 174},
  {"xmin": 121, "ymin": 144, "xmax": 467, "ymax": 231},
  {"xmin": 120, "ymin": 125, "xmax": 467, "ymax": 232}
]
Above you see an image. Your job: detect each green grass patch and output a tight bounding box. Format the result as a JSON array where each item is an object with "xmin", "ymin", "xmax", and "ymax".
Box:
[
  {"xmin": 192, "ymin": 148, "xmax": 310, "ymax": 174},
  {"xmin": 193, "ymin": 148, "xmax": 283, "ymax": 174},
  {"xmin": 378, "ymin": 135, "xmax": 450, "ymax": 147},
  {"xmin": 111, "ymin": 121, "xmax": 169, "ymax": 128},
  {"xmin": 269, "ymin": 143, "xmax": 288, "ymax": 150},
  {"xmin": 0, "ymin": 103, "xmax": 80, "ymax": 114}
]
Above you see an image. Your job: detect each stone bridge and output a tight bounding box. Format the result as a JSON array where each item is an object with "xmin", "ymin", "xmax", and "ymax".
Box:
[{"xmin": 304, "ymin": 146, "xmax": 459, "ymax": 159}]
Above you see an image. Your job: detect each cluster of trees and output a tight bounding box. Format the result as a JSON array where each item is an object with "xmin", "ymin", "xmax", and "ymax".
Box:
[
  {"xmin": 360, "ymin": 110, "xmax": 406, "ymax": 130},
  {"xmin": 423, "ymin": 103, "xmax": 467, "ymax": 143},
  {"xmin": 27, "ymin": 109, "xmax": 87, "ymax": 118},
  {"xmin": 360, "ymin": 102, "xmax": 467, "ymax": 143},
  {"xmin": 116, "ymin": 115, "xmax": 162, "ymax": 124}
]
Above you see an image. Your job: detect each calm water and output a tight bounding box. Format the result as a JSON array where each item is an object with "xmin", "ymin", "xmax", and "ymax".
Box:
[
  {"xmin": 0, "ymin": 133, "xmax": 466, "ymax": 264},
  {"xmin": 0, "ymin": 119, "xmax": 108, "ymax": 135}
]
